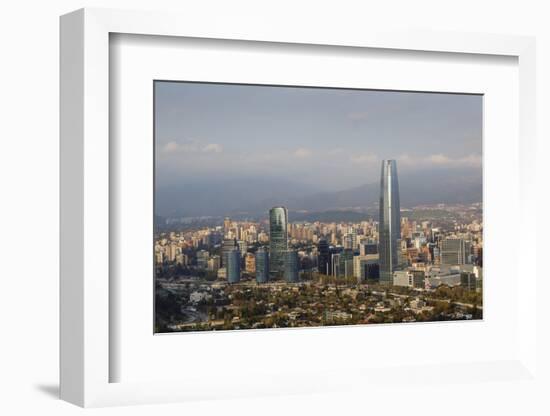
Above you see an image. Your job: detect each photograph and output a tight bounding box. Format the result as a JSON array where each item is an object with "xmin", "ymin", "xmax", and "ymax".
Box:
[{"xmin": 153, "ymin": 81, "xmax": 483, "ymax": 333}]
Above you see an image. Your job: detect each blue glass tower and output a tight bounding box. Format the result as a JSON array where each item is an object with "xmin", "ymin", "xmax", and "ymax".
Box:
[
  {"xmin": 227, "ymin": 248, "xmax": 241, "ymax": 284},
  {"xmin": 317, "ymin": 238, "xmax": 330, "ymax": 275},
  {"xmin": 269, "ymin": 206, "xmax": 288, "ymax": 277},
  {"xmin": 255, "ymin": 247, "xmax": 269, "ymax": 283},
  {"xmin": 379, "ymin": 160, "xmax": 401, "ymax": 284},
  {"xmin": 284, "ymin": 250, "xmax": 299, "ymax": 283}
]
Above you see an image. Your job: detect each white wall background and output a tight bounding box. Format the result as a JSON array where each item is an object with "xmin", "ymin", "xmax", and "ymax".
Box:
[{"xmin": 0, "ymin": 1, "xmax": 548, "ymax": 415}]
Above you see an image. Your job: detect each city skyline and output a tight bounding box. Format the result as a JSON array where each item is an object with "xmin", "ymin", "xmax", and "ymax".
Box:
[
  {"xmin": 155, "ymin": 196, "xmax": 483, "ymax": 332},
  {"xmin": 203, "ymin": 160, "xmax": 404, "ymax": 286},
  {"xmin": 154, "ymin": 81, "xmax": 483, "ymax": 333}
]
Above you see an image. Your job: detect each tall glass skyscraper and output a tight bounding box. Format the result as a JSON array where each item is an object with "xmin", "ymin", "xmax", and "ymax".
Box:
[
  {"xmin": 227, "ymin": 248, "xmax": 241, "ymax": 284},
  {"xmin": 379, "ymin": 160, "xmax": 401, "ymax": 284},
  {"xmin": 255, "ymin": 246, "xmax": 269, "ymax": 283},
  {"xmin": 269, "ymin": 206, "xmax": 288, "ymax": 277}
]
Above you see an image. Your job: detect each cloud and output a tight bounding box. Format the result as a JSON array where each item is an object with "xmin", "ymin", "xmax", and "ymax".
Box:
[
  {"xmin": 428, "ymin": 154, "xmax": 451, "ymax": 165},
  {"xmin": 458, "ymin": 154, "xmax": 482, "ymax": 166},
  {"xmin": 161, "ymin": 139, "xmax": 223, "ymax": 154},
  {"xmin": 163, "ymin": 141, "xmax": 180, "ymax": 152},
  {"xmin": 202, "ymin": 143, "xmax": 223, "ymax": 153},
  {"xmin": 396, "ymin": 154, "xmax": 413, "ymax": 165},
  {"xmin": 293, "ymin": 148, "xmax": 312, "ymax": 158},
  {"xmin": 350, "ymin": 153, "xmax": 378, "ymax": 164},
  {"xmin": 397, "ymin": 153, "xmax": 482, "ymax": 168}
]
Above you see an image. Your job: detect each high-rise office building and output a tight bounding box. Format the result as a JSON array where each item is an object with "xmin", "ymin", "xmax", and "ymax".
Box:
[
  {"xmin": 464, "ymin": 241, "xmax": 472, "ymax": 264},
  {"xmin": 227, "ymin": 248, "xmax": 241, "ymax": 284},
  {"xmin": 360, "ymin": 242, "xmax": 378, "ymax": 256},
  {"xmin": 433, "ymin": 246, "xmax": 441, "ymax": 264},
  {"xmin": 364, "ymin": 262, "xmax": 380, "ymax": 281},
  {"xmin": 255, "ymin": 247, "xmax": 269, "ymax": 283},
  {"xmin": 196, "ymin": 249, "xmax": 209, "ymax": 269},
  {"xmin": 269, "ymin": 206, "xmax": 288, "ymax": 277},
  {"xmin": 207, "ymin": 230, "xmax": 222, "ymax": 247},
  {"xmin": 339, "ymin": 249, "xmax": 354, "ymax": 277},
  {"xmin": 331, "ymin": 252, "xmax": 341, "ymax": 276},
  {"xmin": 460, "ymin": 271, "xmax": 476, "ymax": 291},
  {"xmin": 475, "ymin": 246, "xmax": 483, "ymax": 267},
  {"xmin": 343, "ymin": 230, "xmax": 357, "ymax": 250},
  {"xmin": 223, "ymin": 217, "xmax": 231, "ymax": 236},
  {"xmin": 440, "ymin": 238, "xmax": 466, "ymax": 265},
  {"xmin": 237, "ymin": 240, "xmax": 247, "ymax": 257},
  {"xmin": 431, "ymin": 228, "xmax": 443, "ymax": 244},
  {"xmin": 317, "ymin": 239, "xmax": 330, "ymax": 275},
  {"xmin": 244, "ymin": 252, "xmax": 256, "ymax": 274},
  {"xmin": 353, "ymin": 254, "xmax": 379, "ymax": 281},
  {"xmin": 207, "ymin": 255, "xmax": 220, "ymax": 272},
  {"xmin": 379, "ymin": 160, "xmax": 401, "ymax": 284},
  {"xmin": 222, "ymin": 238, "xmax": 238, "ymax": 267},
  {"xmin": 284, "ymin": 250, "xmax": 299, "ymax": 283},
  {"xmin": 168, "ymin": 244, "xmax": 180, "ymax": 262}
]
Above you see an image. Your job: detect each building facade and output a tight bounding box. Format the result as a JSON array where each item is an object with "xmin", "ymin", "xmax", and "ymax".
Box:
[
  {"xmin": 317, "ymin": 238, "xmax": 330, "ymax": 275},
  {"xmin": 360, "ymin": 242, "xmax": 378, "ymax": 256},
  {"xmin": 440, "ymin": 238, "xmax": 467, "ymax": 265},
  {"xmin": 353, "ymin": 254, "xmax": 379, "ymax": 282},
  {"xmin": 196, "ymin": 249, "xmax": 209, "ymax": 269},
  {"xmin": 331, "ymin": 253, "xmax": 340, "ymax": 276},
  {"xmin": 255, "ymin": 247, "xmax": 269, "ymax": 283},
  {"xmin": 244, "ymin": 252, "xmax": 256, "ymax": 274},
  {"xmin": 339, "ymin": 249, "xmax": 354, "ymax": 278},
  {"xmin": 460, "ymin": 271, "xmax": 477, "ymax": 291},
  {"xmin": 222, "ymin": 238, "xmax": 238, "ymax": 267},
  {"xmin": 379, "ymin": 160, "xmax": 401, "ymax": 284},
  {"xmin": 207, "ymin": 255, "xmax": 220, "ymax": 272},
  {"xmin": 284, "ymin": 250, "xmax": 299, "ymax": 283},
  {"xmin": 227, "ymin": 248, "xmax": 241, "ymax": 284},
  {"xmin": 269, "ymin": 206, "xmax": 289, "ymax": 277}
]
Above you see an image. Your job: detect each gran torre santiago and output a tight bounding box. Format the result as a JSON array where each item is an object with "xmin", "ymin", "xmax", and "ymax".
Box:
[{"xmin": 378, "ymin": 160, "xmax": 401, "ymax": 284}]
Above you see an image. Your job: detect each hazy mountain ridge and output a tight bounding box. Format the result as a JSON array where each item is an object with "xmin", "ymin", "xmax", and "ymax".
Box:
[
  {"xmin": 295, "ymin": 174, "xmax": 482, "ymax": 210},
  {"xmin": 156, "ymin": 169, "xmax": 482, "ymax": 217}
]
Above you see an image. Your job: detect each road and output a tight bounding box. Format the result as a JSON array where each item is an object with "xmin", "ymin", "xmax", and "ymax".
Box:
[{"xmin": 383, "ymin": 291, "xmax": 483, "ymax": 310}]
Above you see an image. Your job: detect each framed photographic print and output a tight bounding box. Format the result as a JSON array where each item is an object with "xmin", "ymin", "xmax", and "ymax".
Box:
[
  {"xmin": 153, "ymin": 81, "xmax": 483, "ymax": 334},
  {"xmin": 60, "ymin": 7, "xmax": 538, "ymax": 408}
]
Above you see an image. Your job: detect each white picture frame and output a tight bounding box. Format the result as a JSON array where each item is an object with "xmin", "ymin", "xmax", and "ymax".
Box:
[{"xmin": 60, "ymin": 7, "xmax": 538, "ymax": 408}]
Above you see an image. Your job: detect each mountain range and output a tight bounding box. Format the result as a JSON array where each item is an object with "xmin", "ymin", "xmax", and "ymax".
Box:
[{"xmin": 155, "ymin": 168, "xmax": 482, "ymax": 218}]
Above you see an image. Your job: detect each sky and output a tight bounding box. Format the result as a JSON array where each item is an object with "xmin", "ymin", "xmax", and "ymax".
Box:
[{"xmin": 155, "ymin": 81, "xmax": 482, "ymax": 193}]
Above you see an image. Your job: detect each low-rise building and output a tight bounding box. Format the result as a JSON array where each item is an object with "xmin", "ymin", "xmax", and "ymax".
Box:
[
  {"xmin": 189, "ymin": 291, "xmax": 212, "ymax": 304},
  {"xmin": 353, "ymin": 254, "xmax": 379, "ymax": 282},
  {"xmin": 409, "ymin": 298, "xmax": 426, "ymax": 310}
]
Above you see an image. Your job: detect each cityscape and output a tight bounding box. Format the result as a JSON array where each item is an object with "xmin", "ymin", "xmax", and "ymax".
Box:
[
  {"xmin": 155, "ymin": 160, "xmax": 482, "ymax": 332},
  {"xmin": 154, "ymin": 81, "xmax": 483, "ymax": 333}
]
